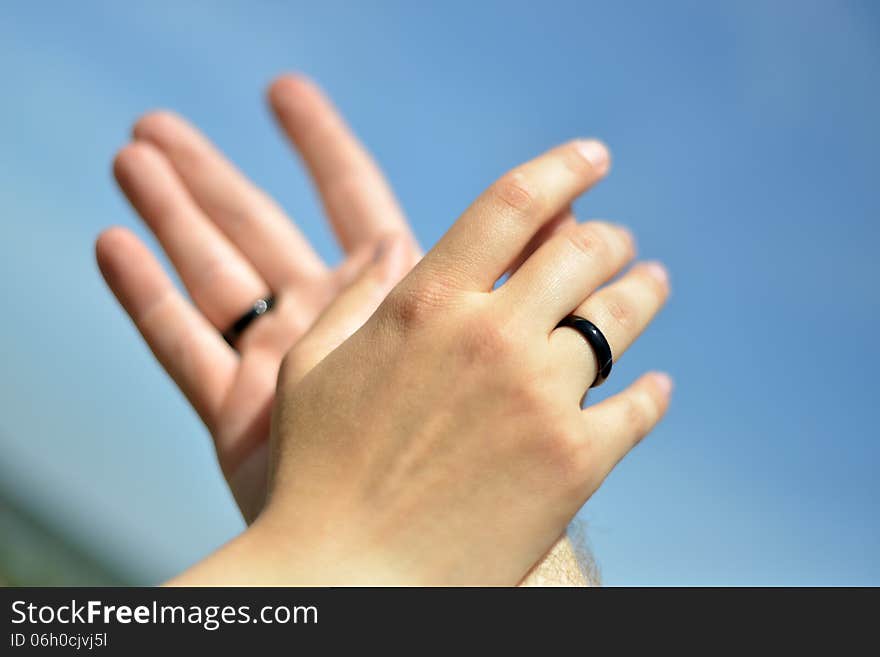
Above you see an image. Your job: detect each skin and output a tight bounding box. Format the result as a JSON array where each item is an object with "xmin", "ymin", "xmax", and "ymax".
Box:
[
  {"xmin": 97, "ymin": 75, "xmax": 596, "ymax": 584},
  {"xmin": 171, "ymin": 139, "xmax": 672, "ymax": 585}
]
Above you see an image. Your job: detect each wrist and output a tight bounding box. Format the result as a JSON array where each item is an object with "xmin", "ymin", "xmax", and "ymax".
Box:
[{"xmin": 168, "ymin": 505, "xmax": 404, "ymax": 585}]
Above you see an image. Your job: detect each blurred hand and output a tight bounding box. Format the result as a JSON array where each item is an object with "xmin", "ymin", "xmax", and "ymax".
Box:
[
  {"xmin": 97, "ymin": 76, "xmax": 419, "ymax": 520},
  {"xmin": 176, "ymin": 140, "xmax": 672, "ymax": 585}
]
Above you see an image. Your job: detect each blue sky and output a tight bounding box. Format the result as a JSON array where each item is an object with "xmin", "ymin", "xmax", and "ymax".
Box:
[{"xmin": 1, "ymin": 0, "xmax": 878, "ymax": 584}]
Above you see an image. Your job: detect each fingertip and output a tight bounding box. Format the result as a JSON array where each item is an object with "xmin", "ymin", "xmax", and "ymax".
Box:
[
  {"xmin": 112, "ymin": 140, "xmax": 161, "ymax": 185},
  {"xmin": 131, "ymin": 109, "xmax": 184, "ymax": 144},
  {"xmin": 95, "ymin": 226, "xmax": 160, "ymax": 283},
  {"xmin": 639, "ymin": 261, "xmax": 670, "ymax": 295},
  {"xmin": 267, "ymin": 73, "xmax": 320, "ymax": 111},
  {"xmin": 95, "ymin": 226, "xmax": 135, "ymax": 274},
  {"xmin": 574, "ymin": 138, "xmax": 612, "ymax": 176},
  {"xmin": 645, "ymin": 371, "xmax": 674, "ymax": 411},
  {"xmin": 267, "ymin": 74, "xmax": 294, "ymax": 106}
]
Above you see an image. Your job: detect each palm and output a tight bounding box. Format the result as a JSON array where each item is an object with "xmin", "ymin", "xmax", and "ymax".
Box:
[
  {"xmin": 208, "ymin": 263, "xmax": 364, "ymax": 519},
  {"xmin": 208, "ymin": 249, "xmax": 407, "ymax": 520},
  {"xmin": 97, "ymin": 76, "xmax": 418, "ymax": 521}
]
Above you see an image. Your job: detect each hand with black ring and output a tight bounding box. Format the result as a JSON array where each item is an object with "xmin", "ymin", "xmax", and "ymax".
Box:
[
  {"xmin": 97, "ymin": 75, "xmax": 419, "ymax": 521},
  {"xmin": 172, "ymin": 139, "xmax": 672, "ymax": 585},
  {"xmin": 97, "ymin": 75, "xmax": 597, "ymax": 584}
]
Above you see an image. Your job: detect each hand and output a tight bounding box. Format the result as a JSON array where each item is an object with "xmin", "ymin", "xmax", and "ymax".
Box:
[
  {"xmin": 177, "ymin": 139, "xmax": 672, "ymax": 585},
  {"xmin": 97, "ymin": 76, "xmax": 418, "ymax": 520}
]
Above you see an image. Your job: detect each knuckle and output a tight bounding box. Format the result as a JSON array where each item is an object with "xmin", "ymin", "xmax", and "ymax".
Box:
[
  {"xmin": 198, "ymin": 256, "xmax": 232, "ymax": 290},
  {"xmin": 458, "ymin": 314, "xmax": 519, "ymax": 365},
  {"xmin": 547, "ymin": 425, "xmax": 580, "ymax": 460},
  {"xmin": 563, "ymin": 221, "xmax": 612, "ymax": 261},
  {"xmin": 506, "ymin": 383, "xmax": 589, "ymax": 489},
  {"xmin": 382, "ymin": 283, "xmax": 447, "ymax": 330},
  {"xmin": 325, "ymin": 168, "xmax": 366, "ymax": 208},
  {"xmin": 605, "ymin": 294, "xmax": 636, "ymax": 329},
  {"xmin": 222, "ymin": 182, "xmax": 282, "ymax": 233},
  {"xmin": 225, "ymin": 194, "xmax": 274, "ymax": 231},
  {"xmin": 507, "ymin": 379, "xmax": 548, "ymax": 414},
  {"xmin": 492, "ymin": 171, "xmax": 541, "ymax": 215}
]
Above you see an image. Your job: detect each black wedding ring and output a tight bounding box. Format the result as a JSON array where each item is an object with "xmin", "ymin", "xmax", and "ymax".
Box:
[
  {"xmin": 556, "ymin": 315, "xmax": 613, "ymax": 388},
  {"xmin": 222, "ymin": 296, "xmax": 275, "ymax": 348}
]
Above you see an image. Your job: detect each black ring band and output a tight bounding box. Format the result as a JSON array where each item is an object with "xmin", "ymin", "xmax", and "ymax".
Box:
[
  {"xmin": 222, "ymin": 296, "xmax": 275, "ymax": 348},
  {"xmin": 555, "ymin": 315, "xmax": 613, "ymax": 388}
]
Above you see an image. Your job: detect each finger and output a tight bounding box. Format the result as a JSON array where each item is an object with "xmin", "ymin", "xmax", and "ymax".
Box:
[
  {"xmin": 502, "ymin": 220, "xmax": 635, "ymax": 327},
  {"xmin": 221, "ymin": 236, "xmax": 396, "ymax": 364},
  {"xmin": 550, "ymin": 261, "xmax": 670, "ymax": 393},
  {"xmin": 332, "ymin": 238, "xmax": 386, "ymax": 290},
  {"xmin": 581, "ymin": 372, "xmax": 672, "ymax": 486},
  {"xmin": 215, "ymin": 349, "xmax": 276, "ymax": 477},
  {"xmin": 505, "ymin": 207, "xmax": 576, "ymax": 276},
  {"xmin": 280, "ymin": 235, "xmax": 409, "ymax": 386},
  {"xmin": 216, "ymin": 237, "xmax": 408, "ymax": 512},
  {"xmin": 213, "ymin": 245, "xmax": 408, "ymax": 478},
  {"xmin": 417, "ymin": 140, "xmax": 610, "ymax": 292},
  {"xmin": 113, "ymin": 141, "xmax": 269, "ymax": 329},
  {"xmin": 133, "ymin": 111, "xmax": 326, "ymax": 288},
  {"xmin": 95, "ymin": 227, "xmax": 237, "ymax": 425},
  {"xmin": 269, "ymin": 75, "xmax": 416, "ymax": 254}
]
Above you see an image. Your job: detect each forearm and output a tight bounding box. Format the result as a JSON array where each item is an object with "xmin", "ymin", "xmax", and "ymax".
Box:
[
  {"xmin": 519, "ymin": 533, "xmax": 597, "ymax": 587},
  {"xmin": 170, "ymin": 519, "xmax": 597, "ymax": 587}
]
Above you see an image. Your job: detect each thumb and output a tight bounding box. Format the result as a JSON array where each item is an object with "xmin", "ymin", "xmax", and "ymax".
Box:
[{"xmin": 282, "ymin": 234, "xmax": 407, "ymax": 384}]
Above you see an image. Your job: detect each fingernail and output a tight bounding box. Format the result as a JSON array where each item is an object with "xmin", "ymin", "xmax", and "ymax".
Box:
[
  {"xmin": 575, "ymin": 139, "xmax": 610, "ymax": 174},
  {"xmin": 643, "ymin": 261, "xmax": 669, "ymax": 288},
  {"xmin": 653, "ymin": 372, "xmax": 674, "ymax": 396}
]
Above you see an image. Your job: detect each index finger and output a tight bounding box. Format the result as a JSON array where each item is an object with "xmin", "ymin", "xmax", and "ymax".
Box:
[{"xmin": 416, "ymin": 140, "xmax": 610, "ymax": 292}]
